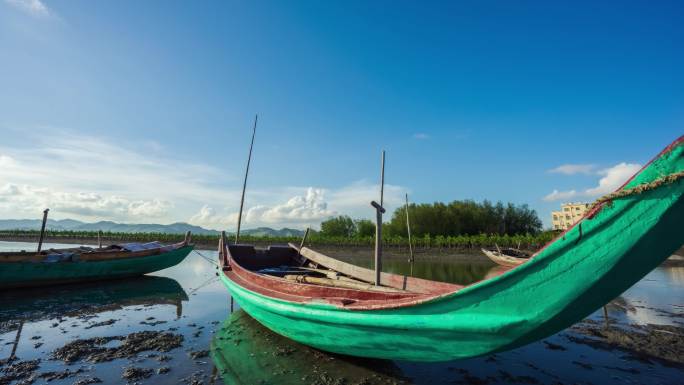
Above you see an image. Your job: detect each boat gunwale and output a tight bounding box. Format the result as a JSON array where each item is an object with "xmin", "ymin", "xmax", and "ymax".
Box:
[
  {"xmin": 0, "ymin": 241, "xmax": 193, "ymax": 263},
  {"xmin": 222, "ymin": 246, "xmax": 436, "ymax": 308}
]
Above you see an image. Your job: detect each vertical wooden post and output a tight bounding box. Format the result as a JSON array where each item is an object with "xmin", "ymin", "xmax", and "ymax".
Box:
[
  {"xmin": 37, "ymin": 209, "xmax": 49, "ymax": 253},
  {"xmin": 380, "ymin": 150, "xmax": 385, "ymax": 206},
  {"xmin": 299, "ymin": 228, "xmax": 310, "ymax": 250},
  {"xmin": 219, "ymin": 231, "xmax": 227, "ymax": 267},
  {"xmin": 184, "ymin": 231, "xmax": 192, "ymax": 246},
  {"xmin": 236, "ymin": 115, "xmax": 258, "ymax": 244},
  {"xmin": 372, "ymin": 150, "xmax": 386, "ymax": 286},
  {"xmin": 371, "ymin": 200, "xmax": 385, "ymax": 286},
  {"xmin": 405, "ymin": 193, "xmax": 414, "ymax": 261},
  {"xmin": 405, "ymin": 193, "xmax": 414, "ymax": 267},
  {"xmin": 97, "ymin": 230, "xmax": 102, "ymax": 248},
  {"xmin": 9, "ymin": 322, "xmax": 23, "ymax": 361}
]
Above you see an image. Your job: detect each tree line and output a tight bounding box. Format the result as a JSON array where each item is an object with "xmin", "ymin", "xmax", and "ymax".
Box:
[{"xmin": 320, "ymin": 200, "xmax": 543, "ymax": 238}]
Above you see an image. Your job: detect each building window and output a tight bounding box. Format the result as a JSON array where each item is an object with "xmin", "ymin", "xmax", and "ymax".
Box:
[
  {"xmin": 564, "ymin": 208, "xmax": 569, "ymax": 212},
  {"xmin": 553, "ymin": 215, "xmax": 558, "ymax": 220}
]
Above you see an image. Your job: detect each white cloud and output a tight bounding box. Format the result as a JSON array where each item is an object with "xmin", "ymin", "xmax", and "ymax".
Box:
[
  {"xmin": 189, "ymin": 181, "xmax": 406, "ymax": 230},
  {"xmin": 0, "ymin": 183, "xmax": 172, "ymax": 219},
  {"xmin": 548, "ymin": 164, "xmax": 596, "ymax": 175},
  {"xmin": 4, "ymin": 0, "xmax": 50, "ymax": 17},
  {"xmin": 543, "ymin": 162, "xmax": 642, "ymax": 202},
  {"xmin": 190, "ymin": 188, "xmax": 336, "ymax": 230},
  {"xmin": 543, "ymin": 189, "xmax": 579, "ymax": 202},
  {"xmin": 245, "ymin": 188, "xmax": 336, "ymax": 225},
  {"xmin": 586, "ymin": 163, "xmax": 642, "ymax": 196},
  {"xmin": 1, "ymin": 129, "xmax": 409, "ymax": 229},
  {"xmin": 0, "ymin": 130, "xmax": 234, "ymax": 222},
  {"xmin": 413, "ymin": 133, "xmax": 429, "ymax": 140}
]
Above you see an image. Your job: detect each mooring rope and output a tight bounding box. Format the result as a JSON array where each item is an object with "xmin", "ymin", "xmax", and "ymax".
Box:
[
  {"xmin": 193, "ymin": 249, "xmax": 218, "ymax": 267},
  {"xmin": 588, "ymin": 170, "xmax": 684, "ymax": 210}
]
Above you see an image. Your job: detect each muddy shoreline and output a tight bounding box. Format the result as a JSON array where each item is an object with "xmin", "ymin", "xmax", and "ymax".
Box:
[{"xmin": 2, "ymin": 308, "xmax": 682, "ymax": 385}]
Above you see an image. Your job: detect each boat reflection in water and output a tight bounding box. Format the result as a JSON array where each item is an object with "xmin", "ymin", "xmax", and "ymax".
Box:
[
  {"xmin": 210, "ymin": 309, "xmax": 405, "ymax": 385},
  {"xmin": 0, "ymin": 276, "xmax": 188, "ymax": 330}
]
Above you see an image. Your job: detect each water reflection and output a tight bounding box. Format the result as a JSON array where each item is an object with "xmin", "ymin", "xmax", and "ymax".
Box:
[
  {"xmin": 338, "ymin": 256, "xmax": 496, "ymax": 285},
  {"xmin": 666, "ymin": 266, "xmax": 684, "ymax": 284},
  {"xmin": 210, "ymin": 309, "xmax": 405, "ymax": 385},
  {"xmin": 0, "ymin": 276, "xmax": 188, "ymax": 330}
]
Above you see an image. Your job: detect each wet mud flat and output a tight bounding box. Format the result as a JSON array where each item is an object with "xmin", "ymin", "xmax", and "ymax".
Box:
[
  {"xmin": 0, "ymin": 243, "xmax": 682, "ymax": 384},
  {"xmin": 0, "ymin": 322, "xmax": 220, "ymax": 385}
]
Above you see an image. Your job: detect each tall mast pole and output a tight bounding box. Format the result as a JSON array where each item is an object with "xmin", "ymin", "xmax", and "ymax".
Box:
[
  {"xmin": 235, "ymin": 115, "xmax": 257, "ymax": 244},
  {"xmin": 380, "ymin": 151, "xmax": 385, "ymax": 206},
  {"xmin": 372, "ymin": 150, "xmax": 386, "ymax": 286},
  {"xmin": 405, "ymin": 193, "xmax": 414, "ymax": 263}
]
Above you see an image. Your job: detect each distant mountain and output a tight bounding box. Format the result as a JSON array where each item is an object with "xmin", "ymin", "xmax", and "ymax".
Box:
[
  {"xmin": 239, "ymin": 227, "xmax": 305, "ymax": 237},
  {"xmin": 0, "ymin": 218, "xmax": 305, "ymax": 237}
]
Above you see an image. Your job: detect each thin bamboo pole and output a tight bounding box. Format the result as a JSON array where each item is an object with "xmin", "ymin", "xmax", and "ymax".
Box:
[
  {"xmin": 9, "ymin": 321, "xmax": 23, "ymax": 361},
  {"xmin": 37, "ymin": 209, "xmax": 49, "ymax": 253},
  {"xmin": 235, "ymin": 115, "xmax": 258, "ymax": 244},
  {"xmin": 299, "ymin": 227, "xmax": 310, "ymax": 250},
  {"xmin": 405, "ymin": 193, "xmax": 414, "ymax": 275},
  {"xmin": 373, "ymin": 150, "xmax": 386, "ymax": 286},
  {"xmin": 380, "ymin": 150, "xmax": 385, "ymax": 206}
]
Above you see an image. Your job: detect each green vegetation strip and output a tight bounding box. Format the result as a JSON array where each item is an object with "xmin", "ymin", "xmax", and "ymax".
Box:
[{"xmin": 0, "ymin": 229, "xmax": 556, "ymax": 250}]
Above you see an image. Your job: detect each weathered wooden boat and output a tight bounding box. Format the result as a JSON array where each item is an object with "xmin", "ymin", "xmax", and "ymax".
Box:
[
  {"xmin": 218, "ymin": 135, "xmax": 684, "ymax": 362},
  {"xmin": 481, "ymin": 247, "xmax": 530, "ymax": 267},
  {"xmin": 0, "ymin": 238, "xmax": 194, "ymax": 289}
]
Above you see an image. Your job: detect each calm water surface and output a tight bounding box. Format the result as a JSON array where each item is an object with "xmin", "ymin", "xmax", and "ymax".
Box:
[{"xmin": 0, "ymin": 241, "xmax": 682, "ymax": 384}]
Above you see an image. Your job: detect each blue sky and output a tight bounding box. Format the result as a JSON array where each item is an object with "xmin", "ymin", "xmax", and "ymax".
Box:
[{"xmin": 0, "ymin": 0, "xmax": 682, "ymax": 230}]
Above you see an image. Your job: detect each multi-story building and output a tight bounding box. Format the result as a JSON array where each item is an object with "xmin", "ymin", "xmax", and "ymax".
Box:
[{"xmin": 551, "ymin": 202, "xmax": 590, "ymax": 230}]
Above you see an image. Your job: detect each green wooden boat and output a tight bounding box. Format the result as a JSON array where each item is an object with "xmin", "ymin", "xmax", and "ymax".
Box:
[
  {"xmin": 0, "ymin": 239, "xmax": 194, "ymax": 289},
  {"xmin": 219, "ymin": 135, "xmax": 684, "ymax": 362}
]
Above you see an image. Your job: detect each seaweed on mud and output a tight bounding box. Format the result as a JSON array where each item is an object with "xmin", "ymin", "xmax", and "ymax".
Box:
[
  {"xmin": 568, "ymin": 321, "xmax": 684, "ymax": 367},
  {"xmin": 0, "ymin": 359, "xmax": 40, "ymax": 385},
  {"xmin": 188, "ymin": 350, "xmax": 208, "ymax": 360},
  {"xmin": 73, "ymin": 377, "xmax": 102, "ymax": 385},
  {"xmin": 38, "ymin": 367, "xmax": 85, "ymax": 381},
  {"xmin": 121, "ymin": 366, "xmax": 153, "ymax": 381},
  {"xmin": 84, "ymin": 319, "xmax": 117, "ymax": 329},
  {"xmin": 52, "ymin": 331, "xmax": 183, "ymax": 364}
]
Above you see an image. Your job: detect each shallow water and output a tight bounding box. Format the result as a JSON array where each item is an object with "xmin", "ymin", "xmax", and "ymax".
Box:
[{"xmin": 0, "ymin": 241, "xmax": 682, "ymax": 384}]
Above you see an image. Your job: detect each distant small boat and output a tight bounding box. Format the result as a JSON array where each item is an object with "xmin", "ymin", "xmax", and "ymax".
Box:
[
  {"xmin": 0, "ymin": 238, "xmax": 194, "ymax": 289},
  {"xmin": 481, "ymin": 247, "xmax": 530, "ymax": 267},
  {"xmin": 218, "ymin": 135, "xmax": 684, "ymax": 362}
]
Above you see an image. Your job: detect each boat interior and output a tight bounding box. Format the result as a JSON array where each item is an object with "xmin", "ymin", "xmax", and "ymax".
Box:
[
  {"xmin": 223, "ymin": 243, "xmax": 510, "ymax": 308},
  {"xmin": 0, "ymin": 241, "xmax": 187, "ymax": 263},
  {"xmin": 485, "ymin": 247, "xmax": 531, "ymax": 258}
]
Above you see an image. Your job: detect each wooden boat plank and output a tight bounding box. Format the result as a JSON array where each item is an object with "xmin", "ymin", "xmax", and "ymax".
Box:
[{"xmin": 289, "ymin": 243, "xmax": 461, "ymax": 294}]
